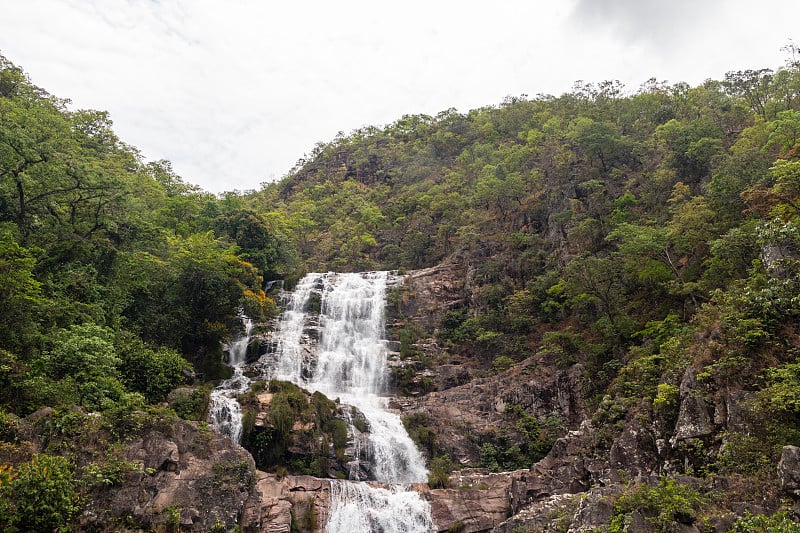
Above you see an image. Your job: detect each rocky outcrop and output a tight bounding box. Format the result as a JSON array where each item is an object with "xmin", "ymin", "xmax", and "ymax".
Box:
[
  {"xmin": 81, "ymin": 421, "xmax": 256, "ymax": 531},
  {"xmin": 778, "ymin": 445, "xmax": 800, "ymax": 497},
  {"xmin": 400, "ymin": 254, "xmax": 471, "ymax": 333},
  {"xmin": 671, "ymin": 368, "xmax": 714, "ymax": 444},
  {"xmin": 400, "ymin": 352, "xmax": 589, "ymax": 465},
  {"xmin": 493, "ymin": 488, "xmax": 618, "ymax": 533},
  {"xmin": 427, "ymin": 469, "xmax": 518, "ymax": 532},
  {"xmin": 242, "ymin": 473, "xmax": 330, "ymax": 533}
]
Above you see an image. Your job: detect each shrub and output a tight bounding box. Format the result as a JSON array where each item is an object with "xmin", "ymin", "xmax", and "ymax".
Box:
[
  {"xmin": 170, "ymin": 388, "xmax": 210, "ymax": 421},
  {"xmin": 403, "ymin": 413, "xmax": 439, "ymax": 457},
  {"xmin": 428, "ymin": 456, "xmax": 453, "ymax": 489},
  {"xmin": 0, "ymin": 454, "xmax": 80, "ymax": 532},
  {"xmin": 730, "ymin": 511, "xmax": 800, "ymax": 532},
  {"xmin": 608, "ymin": 477, "xmax": 704, "ymax": 533},
  {"xmin": 491, "ymin": 355, "xmax": 515, "ymax": 373},
  {"xmin": 117, "ymin": 335, "xmax": 191, "ymax": 404}
]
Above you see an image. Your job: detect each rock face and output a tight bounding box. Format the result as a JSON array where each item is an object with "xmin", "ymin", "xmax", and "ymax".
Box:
[
  {"xmin": 427, "ymin": 470, "xmax": 518, "ymax": 532},
  {"xmin": 778, "ymin": 445, "xmax": 800, "ymax": 497},
  {"xmin": 401, "ymin": 253, "xmax": 471, "ymax": 333},
  {"xmin": 242, "ymin": 473, "xmax": 331, "ymax": 533},
  {"xmin": 400, "ymin": 352, "xmax": 589, "ymax": 465},
  {"xmin": 671, "ymin": 368, "xmax": 714, "ymax": 443},
  {"xmin": 82, "ymin": 422, "xmax": 256, "ymax": 532}
]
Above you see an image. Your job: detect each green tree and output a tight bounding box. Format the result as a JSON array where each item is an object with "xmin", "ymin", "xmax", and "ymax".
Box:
[
  {"xmin": 117, "ymin": 334, "xmax": 191, "ymax": 403},
  {"xmin": 0, "ymin": 231, "xmax": 42, "ymax": 353},
  {"xmin": 27, "ymin": 323, "xmax": 138, "ymax": 411}
]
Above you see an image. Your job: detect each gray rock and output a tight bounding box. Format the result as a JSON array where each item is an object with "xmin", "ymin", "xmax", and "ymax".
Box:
[
  {"xmin": 778, "ymin": 445, "xmax": 800, "ymax": 497},
  {"xmin": 672, "ymin": 369, "xmax": 714, "ymax": 444}
]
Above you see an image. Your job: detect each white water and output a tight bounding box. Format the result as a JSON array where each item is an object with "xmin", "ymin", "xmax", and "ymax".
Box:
[
  {"xmin": 271, "ymin": 272, "xmax": 433, "ymax": 532},
  {"xmin": 208, "ymin": 315, "xmax": 253, "ymax": 443},
  {"xmin": 326, "ymin": 481, "xmax": 434, "ymax": 533}
]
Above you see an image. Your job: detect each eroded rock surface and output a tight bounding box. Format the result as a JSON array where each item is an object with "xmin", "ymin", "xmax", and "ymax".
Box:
[
  {"xmin": 83, "ymin": 422, "xmax": 255, "ymax": 531},
  {"xmin": 400, "ymin": 352, "xmax": 589, "ymax": 465}
]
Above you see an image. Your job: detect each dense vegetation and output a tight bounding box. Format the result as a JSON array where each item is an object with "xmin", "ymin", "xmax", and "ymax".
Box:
[
  {"xmin": 3, "ymin": 43, "xmax": 800, "ymax": 529},
  {"xmin": 0, "ymin": 54, "xmax": 287, "ymax": 530}
]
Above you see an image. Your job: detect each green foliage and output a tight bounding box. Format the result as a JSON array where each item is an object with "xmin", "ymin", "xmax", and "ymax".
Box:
[
  {"xmin": 81, "ymin": 454, "xmax": 140, "ymax": 488},
  {"xmin": 713, "ymin": 431, "xmax": 775, "ymax": 477},
  {"xmin": 491, "ymin": 355, "xmax": 515, "ymax": 373},
  {"xmin": 324, "ymin": 418, "xmax": 348, "ymax": 457},
  {"xmin": 478, "ymin": 408, "xmax": 551, "ymax": 474},
  {"xmin": 0, "ymin": 454, "xmax": 80, "ymax": 532},
  {"xmin": 245, "ymin": 380, "xmax": 346, "ymax": 473},
  {"xmin": 0, "ymin": 231, "xmax": 43, "ymax": 352},
  {"xmin": 169, "ymin": 388, "xmax": 210, "ymax": 421},
  {"xmin": 731, "ymin": 511, "xmax": 800, "ymax": 532},
  {"xmin": 117, "ymin": 334, "xmax": 191, "ymax": 403},
  {"xmin": 402, "ymin": 413, "xmax": 439, "ymax": 458},
  {"xmin": 427, "ymin": 455, "xmax": 454, "ymax": 489},
  {"xmin": 608, "ymin": 477, "xmax": 705, "ymax": 533},
  {"xmin": 653, "ymin": 383, "xmax": 680, "ymax": 411},
  {"xmin": 759, "ymin": 360, "xmax": 800, "ymax": 416},
  {"xmin": 18, "ymin": 323, "xmax": 148, "ymax": 413}
]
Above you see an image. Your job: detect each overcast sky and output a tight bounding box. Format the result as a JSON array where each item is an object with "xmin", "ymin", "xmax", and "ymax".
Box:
[{"xmin": 1, "ymin": 1, "xmax": 798, "ymax": 194}]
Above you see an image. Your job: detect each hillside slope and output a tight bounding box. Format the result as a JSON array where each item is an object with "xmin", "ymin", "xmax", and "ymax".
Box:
[{"xmin": 240, "ymin": 54, "xmax": 800, "ymax": 530}]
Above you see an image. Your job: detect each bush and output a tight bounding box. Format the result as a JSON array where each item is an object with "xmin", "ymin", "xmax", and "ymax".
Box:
[
  {"xmin": 608, "ymin": 477, "xmax": 704, "ymax": 533},
  {"xmin": 731, "ymin": 511, "xmax": 800, "ymax": 532},
  {"xmin": 0, "ymin": 454, "xmax": 80, "ymax": 532},
  {"xmin": 491, "ymin": 355, "xmax": 515, "ymax": 373},
  {"xmin": 403, "ymin": 413, "xmax": 439, "ymax": 457},
  {"xmin": 117, "ymin": 334, "xmax": 191, "ymax": 404},
  {"xmin": 428, "ymin": 456, "xmax": 453, "ymax": 489},
  {"xmin": 169, "ymin": 388, "xmax": 209, "ymax": 421}
]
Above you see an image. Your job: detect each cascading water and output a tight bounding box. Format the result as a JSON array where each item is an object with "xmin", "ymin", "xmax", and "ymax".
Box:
[
  {"xmin": 271, "ymin": 272, "xmax": 433, "ymax": 532},
  {"xmin": 208, "ymin": 315, "xmax": 253, "ymax": 443}
]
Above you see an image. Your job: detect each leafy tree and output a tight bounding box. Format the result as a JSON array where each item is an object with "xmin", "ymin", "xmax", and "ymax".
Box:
[
  {"xmin": 24, "ymin": 323, "xmax": 142, "ymax": 412},
  {"xmin": 214, "ymin": 208, "xmax": 298, "ymax": 279},
  {"xmin": 567, "ymin": 116, "xmax": 630, "ymax": 173},
  {"xmin": 116, "ymin": 334, "xmax": 191, "ymax": 403},
  {"xmin": 0, "ymin": 231, "xmax": 42, "ymax": 353},
  {"xmin": 723, "ymin": 68, "xmax": 774, "ymax": 119}
]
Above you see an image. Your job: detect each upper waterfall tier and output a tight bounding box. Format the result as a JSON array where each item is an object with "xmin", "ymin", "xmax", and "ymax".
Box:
[{"xmin": 270, "ymin": 271, "xmax": 428, "ymax": 484}]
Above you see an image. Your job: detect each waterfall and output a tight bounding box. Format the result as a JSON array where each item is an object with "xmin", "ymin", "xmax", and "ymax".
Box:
[
  {"xmin": 208, "ymin": 315, "xmax": 253, "ymax": 443},
  {"xmin": 271, "ymin": 272, "xmax": 433, "ymax": 532},
  {"xmin": 326, "ymin": 481, "xmax": 434, "ymax": 533}
]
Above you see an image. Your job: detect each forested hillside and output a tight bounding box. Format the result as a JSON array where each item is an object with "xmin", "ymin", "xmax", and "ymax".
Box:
[
  {"xmin": 243, "ymin": 48, "xmax": 800, "ymax": 529},
  {"xmin": 3, "ymin": 44, "xmax": 800, "ymax": 530}
]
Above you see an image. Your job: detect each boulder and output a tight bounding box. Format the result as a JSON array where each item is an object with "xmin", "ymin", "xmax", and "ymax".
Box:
[
  {"xmin": 427, "ymin": 470, "xmax": 516, "ymax": 532},
  {"xmin": 778, "ymin": 445, "xmax": 800, "ymax": 497},
  {"xmin": 671, "ymin": 368, "xmax": 714, "ymax": 444}
]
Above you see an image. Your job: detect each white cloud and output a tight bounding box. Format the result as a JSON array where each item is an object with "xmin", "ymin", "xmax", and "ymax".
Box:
[{"xmin": 1, "ymin": 0, "xmax": 798, "ymax": 192}]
